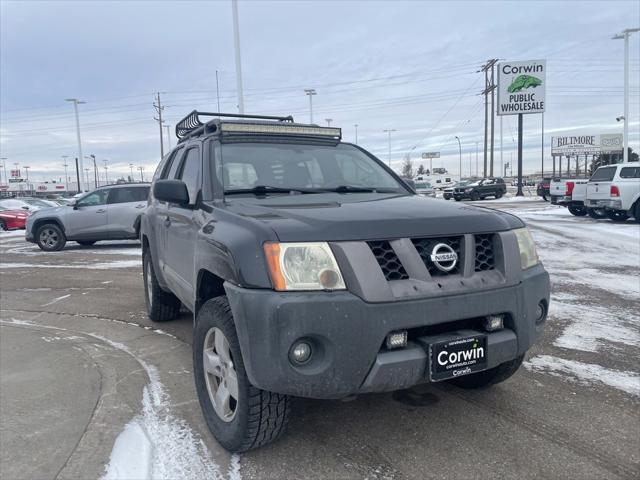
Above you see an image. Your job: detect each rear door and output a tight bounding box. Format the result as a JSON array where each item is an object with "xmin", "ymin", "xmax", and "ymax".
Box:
[
  {"xmin": 106, "ymin": 186, "xmax": 150, "ymax": 239},
  {"xmin": 65, "ymin": 189, "xmax": 110, "ymax": 239},
  {"xmin": 617, "ymin": 166, "xmax": 640, "ymax": 209},
  {"xmin": 586, "ymin": 166, "xmax": 617, "ymax": 204}
]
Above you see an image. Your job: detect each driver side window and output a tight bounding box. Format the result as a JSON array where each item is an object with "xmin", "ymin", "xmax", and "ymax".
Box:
[{"xmin": 77, "ymin": 189, "xmax": 109, "ymax": 207}]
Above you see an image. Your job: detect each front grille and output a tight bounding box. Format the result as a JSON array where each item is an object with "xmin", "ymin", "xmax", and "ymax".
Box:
[
  {"xmin": 368, "ymin": 241, "xmax": 409, "ymax": 281},
  {"xmin": 474, "ymin": 234, "xmax": 495, "ymax": 271},
  {"xmin": 412, "ymin": 236, "xmax": 462, "ymax": 276}
]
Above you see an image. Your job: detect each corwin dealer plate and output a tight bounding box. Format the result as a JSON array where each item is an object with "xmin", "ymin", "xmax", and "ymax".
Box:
[{"xmin": 429, "ymin": 335, "xmax": 488, "ymax": 382}]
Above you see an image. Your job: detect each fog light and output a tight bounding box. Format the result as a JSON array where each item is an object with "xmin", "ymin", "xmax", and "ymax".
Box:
[
  {"xmin": 386, "ymin": 331, "xmax": 408, "ymax": 349},
  {"xmin": 484, "ymin": 315, "xmax": 504, "ymax": 332},
  {"xmin": 289, "ymin": 341, "xmax": 312, "ymax": 364}
]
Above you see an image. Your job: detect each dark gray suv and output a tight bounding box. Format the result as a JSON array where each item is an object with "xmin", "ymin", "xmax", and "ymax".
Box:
[{"xmin": 141, "ymin": 111, "xmax": 550, "ymax": 452}]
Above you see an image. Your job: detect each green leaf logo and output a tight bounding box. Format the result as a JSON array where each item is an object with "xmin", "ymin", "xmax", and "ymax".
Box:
[{"xmin": 508, "ymin": 75, "xmax": 543, "ymax": 93}]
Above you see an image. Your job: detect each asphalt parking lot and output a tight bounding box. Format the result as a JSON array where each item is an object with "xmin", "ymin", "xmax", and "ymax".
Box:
[{"xmin": 1, "ymin": 198, "xmax": 639, "ymax": 480}]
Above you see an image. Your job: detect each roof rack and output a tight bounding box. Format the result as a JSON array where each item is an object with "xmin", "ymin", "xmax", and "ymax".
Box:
[{"xmin": 175, "ymin": 110, "xmax": 294, "ymax": 139}]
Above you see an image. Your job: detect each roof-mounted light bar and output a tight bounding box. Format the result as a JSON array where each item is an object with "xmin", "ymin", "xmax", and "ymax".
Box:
[{"xmin": 220, "ymin": 122, "xmax": 342, "ymax": 139}]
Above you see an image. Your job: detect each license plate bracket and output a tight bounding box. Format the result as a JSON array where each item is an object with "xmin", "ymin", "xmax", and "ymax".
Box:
[{"xmin": 429, "ymin": 334, "xmax": 488, "ymax": 382}]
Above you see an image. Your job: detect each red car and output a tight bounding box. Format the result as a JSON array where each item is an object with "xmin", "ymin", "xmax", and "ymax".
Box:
[{"xmin": 0, "ymin": 206, "xmax": 30, "ymax": 231}]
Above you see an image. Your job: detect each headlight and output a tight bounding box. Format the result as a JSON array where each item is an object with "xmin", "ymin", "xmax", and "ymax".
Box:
[
  {"xmin": 263, "ymin": 242, "xmax": 346, "ymax": 291},
  {"xmin": 465, "ymin": 188, "xmax": 473, "ymax": 193},
  {"xmin": 513, "ymin": 227, "xmax": 539, "ymax": 269}
]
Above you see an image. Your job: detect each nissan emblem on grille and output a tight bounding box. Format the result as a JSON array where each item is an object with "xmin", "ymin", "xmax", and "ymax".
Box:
[{"xmin": 430, "ymin": 243, "xmax": 458, "ymax": 272}]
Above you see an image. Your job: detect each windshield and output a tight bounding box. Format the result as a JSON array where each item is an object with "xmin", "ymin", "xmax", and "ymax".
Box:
[
  {"xmin": 590, "ymin": 166, "xmax": 616, "ymax": 182},
  {"xmin": 219, "ymin": 143, "xmax": 405, "ymax": 195},
  {"xmin": 415, "ymin": 182, "xmax": 432, "ymax": 189}
]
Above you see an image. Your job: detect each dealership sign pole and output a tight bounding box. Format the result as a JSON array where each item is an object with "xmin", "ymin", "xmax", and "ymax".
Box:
[{"xmin": 498, "ymin": 60, "xmax": 546, "ymax": 196}]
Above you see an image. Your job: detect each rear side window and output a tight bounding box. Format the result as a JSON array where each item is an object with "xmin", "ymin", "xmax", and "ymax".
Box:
[
  {"xmin": 620, "ymin": 167, "xmax": 640, "ymax": 178},
  {"xmin": 590, "ymin": 166, "xmax": 616, "ymax": 182},
  {"xmin": 161, "ymin": 148, "xmax": 184, "ymax": 179},
  {"xmin": 108, "ymin": 186, "xmax": 149, "ymax": 204},
  {"xmin": 177, "ymin": 147, "xmax": 201, "ymax": 204}
]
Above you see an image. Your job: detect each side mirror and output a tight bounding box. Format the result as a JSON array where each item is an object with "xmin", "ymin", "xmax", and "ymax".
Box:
[{"xmin": 154, "ymin": 180, "xmax": 189, "ymax": 205}]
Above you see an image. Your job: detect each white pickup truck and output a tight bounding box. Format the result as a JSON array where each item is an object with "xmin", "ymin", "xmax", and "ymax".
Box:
[
  {"xmin": 586, "ymin": 164, "xmax": 640, "ymax": 222},
  {"xmin": 549, "ymin": 178, "xmax": 598, "ymax": 217}
]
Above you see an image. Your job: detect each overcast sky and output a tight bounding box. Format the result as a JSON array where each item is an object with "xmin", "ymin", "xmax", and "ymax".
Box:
[{"xmin": 1, "ymin": 0, "xmax": 639, "ymax": 183}]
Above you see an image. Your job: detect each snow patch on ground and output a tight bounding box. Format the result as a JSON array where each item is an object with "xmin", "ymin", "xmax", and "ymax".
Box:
[
  {"xmin": 93, "ymin": 334, "xmax": 229, "ymax": 480},
  {"xmin": 525, "ymin": 355, "xmax": 640, "ymax": 397},
  {"xmin": 0, "ymin": 259, "xmax": 141, "ymax": 269},
  {"xmin": 549, "ymin": 301, "xmax": 640, "ymax": 352}
]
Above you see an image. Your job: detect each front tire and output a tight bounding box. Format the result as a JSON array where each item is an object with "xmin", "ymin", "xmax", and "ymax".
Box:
[
  {"xmin": 470, "ymin": 192, "xmax": 480, "ymax": 201},
  {"xmin": 587, "ymin": 208, "xmax": 607, "ymax": 219},
  {"xmin": 36, "ymin": 223, "xmax": 66, "ymax": 251},
  {"xmin": 0, "ymin": 220, "xmax": 6, "ymax": 231},
  {"xmin": 568, "ymin": 205, "xmax": 587, "ymax": 216},
  {"xmin": 495, "ymin": 191, "xmax": 503, "ymax": 199},
  {"xmin": 606, "ymin": 210, "xmax": 629, "ymax": 222},
  {"xmin": 634, "ymin": 201, "xmax": 640, "ymax": 224},
  {"xmin": 143, "ymin": 250, "xmax": 181, "ymax": 322},
  {"xmin": 449, "ymin": 354, "xmax": 525, "ymax": 389},
  {"xmin": 194, "ymin": 297, "xmax": 291, "ymax": 452}
]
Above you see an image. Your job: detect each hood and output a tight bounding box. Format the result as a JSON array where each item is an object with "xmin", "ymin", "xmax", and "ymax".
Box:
[
  {"xmin": 1, "ymin": 209, "xmax": 30, "ymax": 217},
  {"xmin": 29, "ymin": 205, "xmax": 69, "ymax": 218},
  {"xmin": 222, "ymin": 193, "xmax": 523, "ymax": 242}
]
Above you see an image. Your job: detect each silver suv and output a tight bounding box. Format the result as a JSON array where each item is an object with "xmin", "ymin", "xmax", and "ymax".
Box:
[{"xmin": 25, "ymin": 183, "xmax": 150, "ymax": 251}]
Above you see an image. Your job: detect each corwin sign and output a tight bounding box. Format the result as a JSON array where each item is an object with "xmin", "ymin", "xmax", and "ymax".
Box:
[{"xmin": 497, "ymin": 60, "xmax": 546, "ymax": 116}]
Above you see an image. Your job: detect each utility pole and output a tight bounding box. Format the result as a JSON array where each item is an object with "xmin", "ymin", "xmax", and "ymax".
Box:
[
  {"xmin": 383, "ymin": 129, "xmax": 397, "ymax": 167},
  {"xmin": 455, "ymin": 136, "xmax": 462, "ymax": 181},
  {"xmin": 24, "ymin": 166, "xmax": 30, "ymax": 182},
  {"xmin": 65, "ymin": 98, "xmax": 86, "ymax": 191},
  {"xmin": 231, "ymin": 0, "xmax": 245, "ymax": 113},
  {"xmin": 62, "ymin": 156, "xmax": 69, "ymax": 191},
  {"xmin": 215, "ymin": 70, "xmax": 221, "ymax": 113},
  {"xmin": 354, "ymin": 124, "xmax": 359, "ymax": 144},
  {"xmin": 500, "ymin": 116, "xmax": 503, "ymax": 179},
  {"xmin": 490, "ymin": 62, "xmax": 496, "ymax": 177},
  {"xmin": 612, "ymin": 28, "xmax": 639, "ymax": 163},
  {"xmin": 304, "ymin": 89, "xmax": 316, "ymax": 123},
  {"xmin": 165, "ymin": 124, "xmax": 172, "ymax": 150},
  {"xmin": 153, "ymin": 92, "xmax": 165, "ymax": 158},
  {"xmin": 479, "ymin": 59, "xmax": 498, "ymax": 178},
  {"xmin": 325, "ymin": 118, "xmax": 333, "ymax": 126}
]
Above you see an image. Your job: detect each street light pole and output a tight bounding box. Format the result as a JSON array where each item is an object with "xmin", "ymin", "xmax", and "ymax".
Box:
[
  {"xmin": 65, "ymin": 98, "xmax": 86, "ymax": 191},
  {"xmin": 354, "ymin": 124, "xmax": 359, "ymax": 144},
  {"xmin": 304, "ymin": 89, "xmax": 316, "ymax": 123},
  {"xmin": 62, "ymin": 155, "xmax": 69, "ymax": 192},
  {"xmin": 129, "ymin": 163, "xmax": 134, "ymax": 181},
  {"xmin": 231, "ymin": 0, "xmax": 245, "ymax": 113},
  {"xmin": 102, "ymin": 159, "xmax": 109, "ymax": 184},
  {"xmin": 325, "ymin": 118, "xmax": 333, "ymax": 127},
  {"xmin": 164, "ymin": 124, "xmax": 172, "ymax": 150},
  {"xmin": 612, "ymin": 27, "xmax": 639, "ymax": 163},
  {"xmin": 138, "ymin": 166, "xmax": 145, "ymax": 182},
  {"xmin": 84, "ymin": 168, "xmax": 90, "ymax": 188},
  {"xmin": 383, "ymin": 129, "xmax": 397, "ymax": 167},
  {"xmin": 454, "ymin": 136, "xmax": 462, "ymax": 181},
  {"xmin": 0, "ymin": 158, "xmax": 7, "ymax": 185}
]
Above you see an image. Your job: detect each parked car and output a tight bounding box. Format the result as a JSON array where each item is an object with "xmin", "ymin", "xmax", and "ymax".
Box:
[
  {"xmin": 20, "ymin": 197, "xmax": 59, "ymax": 209},
  {"xmin": 536, "ymin": 178, "xmax": 551, "ymax": 201},
  {"xmin": 25, "ymin": 183, "xmax": 150, "ymax": 251},
  {"xmin": 414, "ymin": 180, "xmax": 435, "ymax": 197},
  {"xmin": 141, "ymin": 111, "xmax": 549, "ymax": 452},
  {"xmin": 0, "ymin": 198, "xmax": 42, "ymax": 212},
  {"xmin": 0, "ymin": 205, "xmax": 30, "ymax": 231},
  {"xmin": 453, "ymin": 178, "xmax": 506, "ymax": 201},
  {"xmin": 443, "ymin": 180, "xmax": 471, "ymax": 200},
  {"xmin": 586, "ymin": 164, "xmax": 640, "ymax": 222}
]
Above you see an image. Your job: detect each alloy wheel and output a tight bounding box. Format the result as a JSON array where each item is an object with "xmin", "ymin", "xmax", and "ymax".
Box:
[{"xmin": 203, "ymin": 327, "xmax": 239, "ymax": 422}]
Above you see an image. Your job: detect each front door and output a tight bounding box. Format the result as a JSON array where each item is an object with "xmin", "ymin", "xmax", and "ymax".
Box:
[
  {"xmin": 164, "ymin": 145, "xmax": 201, "ymax": 307},
  {"xmin": 65, "ymin": 189, "xmax": 110, "ymax": 240}
]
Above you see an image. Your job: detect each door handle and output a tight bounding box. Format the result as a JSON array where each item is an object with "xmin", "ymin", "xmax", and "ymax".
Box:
[
  {"xmin": 135, "ymin": 204, "xmax": 146, "ymax": 209},
  {"xmin": 164, "ymin": 216, "xmax": 171, "ymax": 227},
  {"xmin": 96, "ymin": 209, "xmax": 106, "ymax": 213}
]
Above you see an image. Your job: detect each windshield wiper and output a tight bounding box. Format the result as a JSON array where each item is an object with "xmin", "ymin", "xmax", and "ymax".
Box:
[
  {"xmin": 320, "ymin": 185, "xmax": 400, "ymax": 193},
  {"xmin": 224, "ymin": 185, "xmax": 321, "ymax": 196}
]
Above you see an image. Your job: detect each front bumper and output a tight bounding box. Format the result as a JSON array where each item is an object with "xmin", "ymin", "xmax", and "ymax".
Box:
[{"xmin": 225, "ymin": 264, "xmax": 550, "ymax": 399}]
